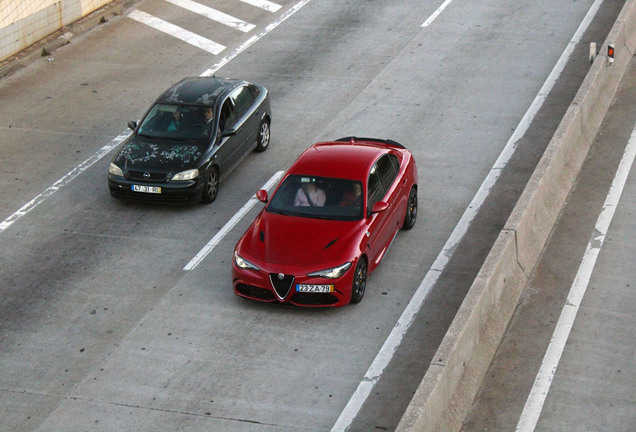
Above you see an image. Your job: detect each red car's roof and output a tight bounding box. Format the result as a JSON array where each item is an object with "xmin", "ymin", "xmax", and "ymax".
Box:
[{"xmin": 287, "ymin": 138, "xmax": 403, "ymax": 180}]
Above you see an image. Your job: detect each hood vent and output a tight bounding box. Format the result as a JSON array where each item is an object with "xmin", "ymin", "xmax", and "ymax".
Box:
[{"xmin": 324, "ymin": 238, "xmax": 338, "ymax": 249}]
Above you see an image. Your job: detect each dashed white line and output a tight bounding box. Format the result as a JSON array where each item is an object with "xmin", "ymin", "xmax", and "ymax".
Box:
[
  {"xmin": 331, "ymin": 0, "xmax": 605, "ymax": 429},
  {"xmin": 165, "ymin": 0, "xmax": 256, "ymax": 33},
  {"xmin": 422, "ymin": 0, "xmax": 455, "ymax": 27},
  {"xmin": 516, "ymin": 123, "xmax": 636, "ymax": 432},
  {"xmin": 201, "ymin": 0, "xmax": 314, "ymax": 77},
  {"xmin": 239, "ymin": 0, "xmax": 282, "ymax": 13},
  {"xmin": 128, "ymin": 9, "xmax": 226, "ymax": 55},
  {"xmin": 0, "ymin": 131, "xmax": 130, "ymax": 234},
  {"xmin": 183, "ymin": 171, "xmax": 284, "ymax": 271}
]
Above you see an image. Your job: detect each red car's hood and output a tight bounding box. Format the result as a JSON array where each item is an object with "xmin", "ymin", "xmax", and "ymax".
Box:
[{"xmin": 238, "ymin": 211, "xmax": 361, "ymax": 272}]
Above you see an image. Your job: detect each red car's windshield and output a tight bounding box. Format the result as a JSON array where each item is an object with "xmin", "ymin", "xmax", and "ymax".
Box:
[{"xmin": 267, "ymin": 175, "xmax": 363, "ymax": 221}]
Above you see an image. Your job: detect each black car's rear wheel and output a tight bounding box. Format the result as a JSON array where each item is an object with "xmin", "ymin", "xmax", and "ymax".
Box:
[
  {"xmin": 255, "ymin": 119, "xmax": 270, "ymax": 152},
  {"xmin": 201, "ymin": 167, "xmax": 219, "ymax": 204},
  {"xmin": 402, "ymin": 186, "xmax": 417, "ymax": 230},
  {"xmin": 350, "ymin": 258, "xmax": 367, "ymax": 304}
]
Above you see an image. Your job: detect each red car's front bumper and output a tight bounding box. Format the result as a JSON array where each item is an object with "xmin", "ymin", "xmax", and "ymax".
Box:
[{"xmin": 232, "ymin": 262, "xmax": 356, "ymax": 308}]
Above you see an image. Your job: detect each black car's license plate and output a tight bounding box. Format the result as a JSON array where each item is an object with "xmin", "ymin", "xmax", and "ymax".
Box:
[{"xmin": 132, "ymin": 185, "xmax": 161, "ymax": 194}]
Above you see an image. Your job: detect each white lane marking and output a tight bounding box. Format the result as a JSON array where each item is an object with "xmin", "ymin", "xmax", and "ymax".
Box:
[
  {"xmin": 422, "ymin": 0, "xmax": 455, "ymax": 27},
  {"xmin": 0, "ymin": 132, "xmax": 130, "ymax": 234},
  {"xmin": 1, "ymin": 1, "xmax": 314, "ymax": 236},
  {"xmin": 239, "ymin": 0, "xmax": 282, "ymax": 13},
  {"xmin": 200, "ymin": 0, "xmax": 313, "ymax": 77},
  {"xmin": 183, "ymin": 171, "xmax": 284, "ymax": 271},
  {"xmin": 165, "ymin": 0, "xmax": 255, "ymax": 33},
  {"xmin": 516, "ymin": 125, "xmax": 636, "ymax": 431},
  {"xmin": 128, "ymin": 9, "xmax": 226, "ymax": 55},
  {"xmin": 331, "ymin": 0, "xmax": 605, "ymax": 429}
]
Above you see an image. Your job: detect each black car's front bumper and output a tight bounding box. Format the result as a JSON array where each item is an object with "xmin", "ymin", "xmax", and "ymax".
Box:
[{"xmin": 108, "ymin": 175, "xmax": 204, "ymax": 203}]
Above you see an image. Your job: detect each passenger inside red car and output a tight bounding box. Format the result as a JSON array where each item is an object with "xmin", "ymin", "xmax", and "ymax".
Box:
[{"xmin": 339, "ymin": 182, "xmax": 362, "ymax": 208}]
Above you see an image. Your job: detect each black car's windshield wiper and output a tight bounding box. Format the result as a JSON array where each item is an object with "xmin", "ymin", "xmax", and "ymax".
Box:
[
  {"xmin": 171, "ymin": 136, "xmax": 202, "ymax": 143},
  {"xmin": 136, "ymin": 132, "xmax": 160, "ymax": 139}
]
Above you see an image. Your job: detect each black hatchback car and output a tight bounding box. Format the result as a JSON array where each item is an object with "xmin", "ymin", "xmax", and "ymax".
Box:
[{"xmin": 108, "ymin": 77, "xmax": 271, "ymax": 203}]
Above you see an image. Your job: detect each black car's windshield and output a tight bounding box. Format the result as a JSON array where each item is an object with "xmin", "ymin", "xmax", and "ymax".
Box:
[
  {"xmin": 137, "ymin": 104, "xmax": 214, "ymax": 140},
  {"xmin": 267, "ymin": 175, "xmax": 363, "ymax": 221}
]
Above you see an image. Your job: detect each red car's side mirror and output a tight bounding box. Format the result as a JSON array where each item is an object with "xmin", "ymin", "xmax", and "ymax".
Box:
[
  {"xmin": 371, "ymin": 201, "xmax": 390, "ymax": 214},
  {"xmin": 256, "ymin": 189, "xmax": 268, "ymax": 203}
]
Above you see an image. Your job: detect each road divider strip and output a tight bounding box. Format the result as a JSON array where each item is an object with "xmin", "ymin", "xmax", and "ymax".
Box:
[
  {"xmin": 183, "ymin": 171, "xmax": 284, "ymax": 271},
  {"xmin": 396, "ymin": 0, "xmax": 636, "ymax": 430}
]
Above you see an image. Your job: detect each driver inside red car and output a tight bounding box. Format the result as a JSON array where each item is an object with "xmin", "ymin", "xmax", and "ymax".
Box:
[{"xmin": 294, "ymin": 181, "xmax": 326, "ymax": 207}]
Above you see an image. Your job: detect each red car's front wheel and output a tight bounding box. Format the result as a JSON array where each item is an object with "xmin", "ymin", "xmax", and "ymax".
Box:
[
  {"xmin": 402, "ymin": 186, "xmax": 418, "ymax": 230},
  {"xmin": 350, "ymin": 258, "xmax": 367, "ymax": 304}
]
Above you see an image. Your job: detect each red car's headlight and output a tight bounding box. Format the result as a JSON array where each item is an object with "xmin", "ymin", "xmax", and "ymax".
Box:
[
  {"xmin": 234, "ymin": 250, "xmax": 260, "ymax": 271},
  {"xmin": 307, "ymin": 262, "xmax": 352, "ymax": 279}
]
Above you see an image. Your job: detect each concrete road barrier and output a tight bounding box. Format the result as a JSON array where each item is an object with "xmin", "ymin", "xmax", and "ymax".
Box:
[{"xmin": 396, "ymin": 1, "xmax": 636, "ymax": 430}]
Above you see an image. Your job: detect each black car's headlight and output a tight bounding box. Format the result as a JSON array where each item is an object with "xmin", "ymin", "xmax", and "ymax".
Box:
[
  {"xmin": 172, "ymin": 168, "xmax": 199, "ymax": 181},
  {"xmin": 234, "ymin": 251, "xmax": 260, "ymax": 271},
  {"xmin": 307, "ymin": 262, "xmax": 352, "ymax": 279},
  {"xmin": 109, "ymin": 162, "xmax": 124, "ymax": 177}
]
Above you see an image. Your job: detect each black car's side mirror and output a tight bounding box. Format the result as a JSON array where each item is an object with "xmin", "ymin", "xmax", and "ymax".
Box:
[
  {"xmin": 220, "ymin": 128, "xmax": 237, "ymax": 138},
  {"xmin": 127, "ymin": 121, "xmax": 137, "ymax": 132}
]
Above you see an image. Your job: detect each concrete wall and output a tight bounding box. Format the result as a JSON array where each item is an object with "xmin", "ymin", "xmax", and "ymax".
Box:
[
  {"xmin": 0, "ymin": 0, "xmax": 113, "ymax": 62},
  {"xmin": 396, "ymin": 0, "xmax": 636, "ymax": 430}
]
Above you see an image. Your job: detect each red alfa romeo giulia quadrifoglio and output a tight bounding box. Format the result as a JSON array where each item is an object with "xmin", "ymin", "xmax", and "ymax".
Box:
[{"xmin": 232, "ymin": 137, "xmax": 418, "ymax": 307}]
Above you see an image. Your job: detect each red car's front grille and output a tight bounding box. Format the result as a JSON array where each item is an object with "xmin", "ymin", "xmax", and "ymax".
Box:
[
  {"xmin": 291, "ymin": 293, "xmax": 339, "ymax": 306},
  {"xmin": 235, "ymin": 284, "xmax": 276, "ymax": 301},
  {"xmin": 269, "ymin": 274, "xmax": 294, "ymax": 300}
]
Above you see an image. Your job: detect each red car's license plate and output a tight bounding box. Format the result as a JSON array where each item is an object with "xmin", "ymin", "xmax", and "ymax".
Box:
[{"xmin": 296, "ymin": 284, "xmax": 334, "ymax": 293}]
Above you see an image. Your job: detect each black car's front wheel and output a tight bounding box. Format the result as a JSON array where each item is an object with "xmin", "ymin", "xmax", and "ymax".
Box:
[
  {"xmin": 255, "ymin": 119, "xmax": 270, "ymax": 152},
  {"xmin": 201, "ymin": 167, "xmax": 219, "ymax": 204},
  {"xmin": 350, "ymin": 257, "xmax": 367, "ymax": 304}
]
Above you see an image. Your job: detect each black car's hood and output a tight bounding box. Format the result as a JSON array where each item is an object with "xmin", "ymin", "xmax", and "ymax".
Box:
[{"xmin": 114, "ymin": 135, "xmax": 207, "ymax": 172}]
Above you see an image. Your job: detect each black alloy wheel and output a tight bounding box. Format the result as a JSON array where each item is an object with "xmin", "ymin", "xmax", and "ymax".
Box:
[
  {"xmin": 402, "ymin": 186, "xmax": 417, "ymax": 230},
  {"xmin": 350, "ymin": 258, "xmax": 367, "ymax": 304},
  {"xmin": 255, "ymin": 119, "xmax": 270, "ymax": 152},
  {"xmin": 201, "ymin": 167, "xmax": 219, "ymax": 203}
]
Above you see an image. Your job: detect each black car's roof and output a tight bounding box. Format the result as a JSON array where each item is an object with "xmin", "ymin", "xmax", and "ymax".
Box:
[{"xmin": 156, "ymin": 77, "xmax": 245, "ymax": 106}]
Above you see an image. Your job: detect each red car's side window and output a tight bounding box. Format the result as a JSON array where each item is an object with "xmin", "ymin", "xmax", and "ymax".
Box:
[{"xmin": 368, "ymin": 154, "xmax": 400, "ymax": 212}]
